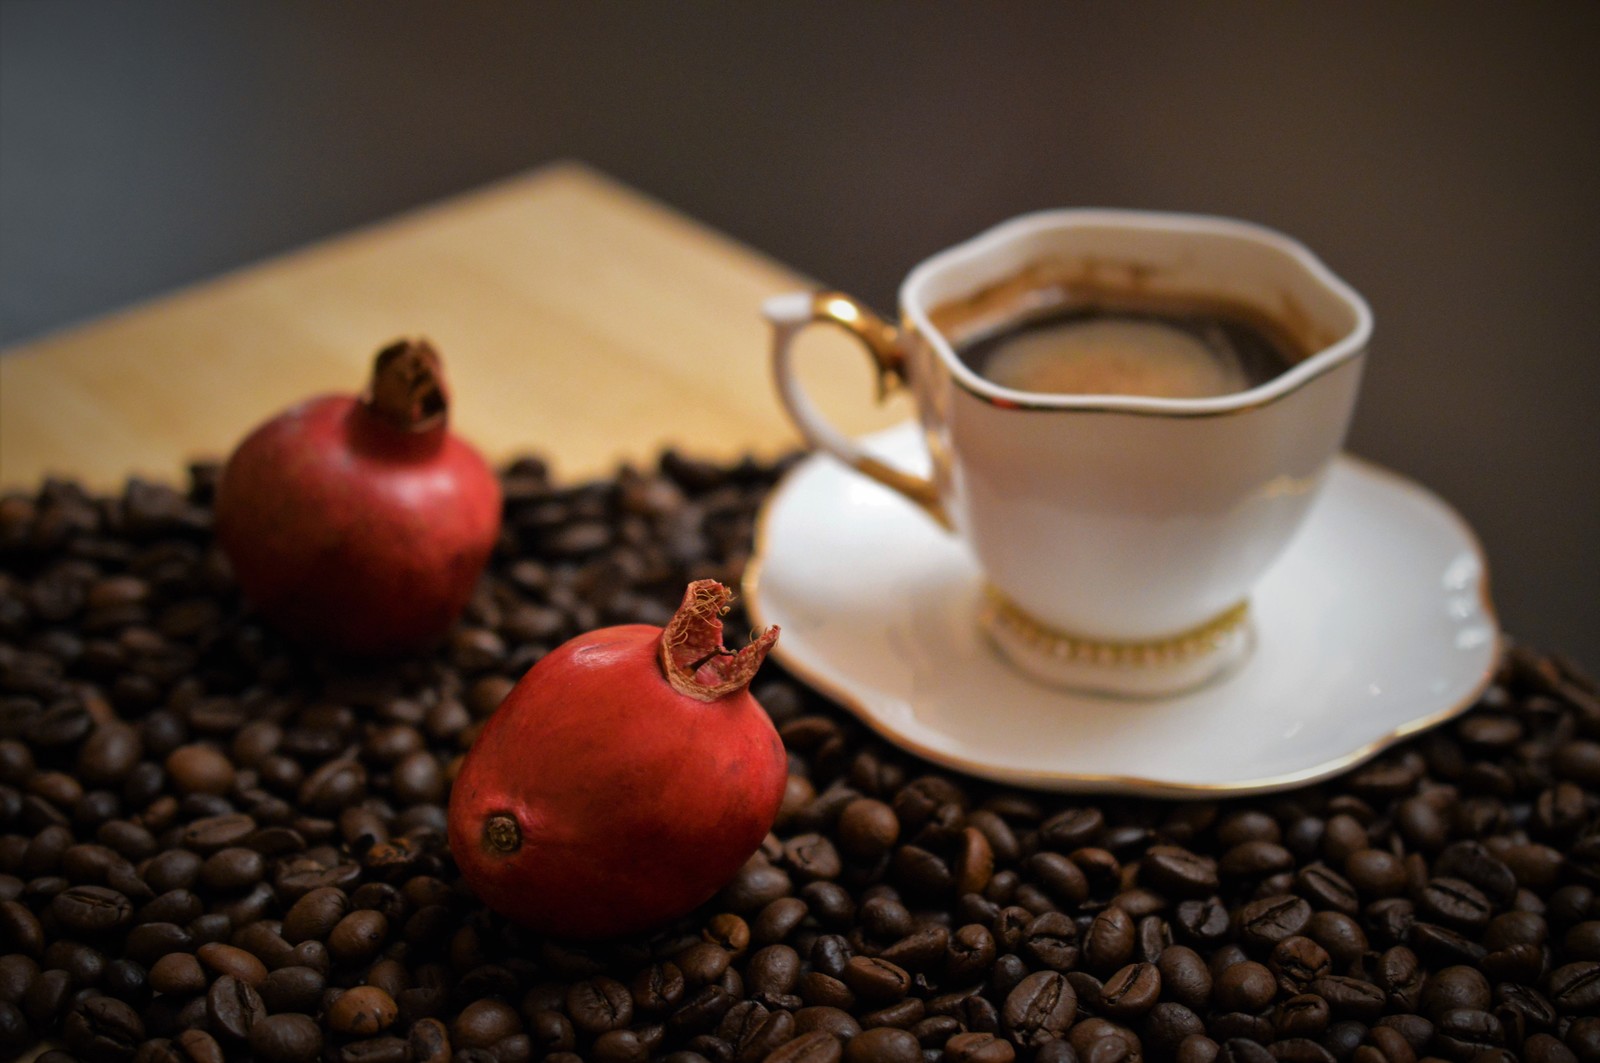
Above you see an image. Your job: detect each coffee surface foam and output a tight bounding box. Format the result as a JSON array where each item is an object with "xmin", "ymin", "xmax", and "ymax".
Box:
[{"xmin": 980, "ymin": 317, "xmax": 1252, "ymax": 399}]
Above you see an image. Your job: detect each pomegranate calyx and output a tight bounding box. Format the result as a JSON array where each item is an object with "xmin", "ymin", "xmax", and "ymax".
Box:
[
  {"xmin": 364, "ymin": 338, "xmax": 450, "ymax": 432},
  {"xmin": 658, "ymin": 580, "xmax": 778, "ymax": 702},
  {"xmin": 484, "ymin": 814, "xmax": 521, "ymax": 854}
]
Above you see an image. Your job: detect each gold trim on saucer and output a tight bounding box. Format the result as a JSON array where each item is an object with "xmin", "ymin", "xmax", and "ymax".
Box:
[{"xmin": 982, "ymin": 587, "xmax": 1249, "ymax": 668}]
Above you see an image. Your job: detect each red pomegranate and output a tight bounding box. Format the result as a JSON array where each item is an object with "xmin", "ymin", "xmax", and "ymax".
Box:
[
  {"xmin": 213, "ymin": 339, "xmax": 501, "ymax": 656},
  {"xmin": 448, "ymin": 580, "xmax": 786, "ymax": 938}
]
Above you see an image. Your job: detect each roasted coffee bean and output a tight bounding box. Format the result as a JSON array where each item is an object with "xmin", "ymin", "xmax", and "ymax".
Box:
[
  {"xmin": 1235, "ymin": 895, "xmax": 1311, "ymax": 951},
  {"xmin": 1568, "ymin": 1019, "xmax": 1600, "ymax": 1063},
  {"xmin": 786, "ymin": 834, "xmax": 843, "ymax": 881},
  {"xmin": 260, "ymin": 965, "xmax": 325, "ymax": 1014},
  {"xmin": 283, "ymin": 890, "xmax": 348, "ymax": 947},
  {"xmin": 1028, "ymin": 852, "xmax": 1090, "ymax": 906},
  {"xmin": 21, "ymin": 967, "xmax": 71, "ymax": 1029},
  {"xmin": 763, "ymin": 1029, "xmax": 843, "ymax": 1063},
  {"xmin": 1084, "ymin": 906, "xmax": 1136, "ymax": 972},
  {"xmin": 1028, "ymin": 808, "xmax": 1099, "ymax": 854},
  {"xmin": 722, "ymin": 858, "xmax": 792, "ymax": 914},
  {"xmin": 879, "ymin": 926, "xmax": 948, "ymax": 971},
  {"xmin": 1370, "ymin": 945, "xmax": 1423, "ymax": 1012},
  {"xmin": 991, "ymin": 906, "xmax": 1031, "ymax": 952},
  {"xmin": 1142, "ymin": 846, "xmax": 1220, "ymax": 897},
  {"xmin": 1484, "ymin": 909, "xmax": 1548, "ymax": 952},
  {"xmin": 1220, "ymin": 840, "xmax": 1294, "ymax": 880},
  {"xmin": 793, "ymin": 1005, "xmax": 859, "ymax": 1043},
  {"xmin": 175, "ymin": 1028, "xmax": 227, "ymax": 1063},
  {"xmin": 1309, "ymin": 976, "xmax": 1385, "ymax": 1021},
  {"xmin": 702, "ymin": 913, "xmax": 751, "ymax": 956},
  {"xmin": 1418, "ymin": 876, "xmax": 1493, "ymax": 931},
  {"xmin": 1306, "ymin": 910, "xmax": 1368, "ymax": 964},
  {"xmin": 332, "ymin": 1034, "xmax": 409, "ymax": 1063},
  {"xmin": 1070, "ymin": 1017, "xmax": 1142, "ymax": 1061},
  {"xmin": 1294, "ymin": 863, "xmax": 1359, "ymax": 914},
  {"xmin": 0, "ymin": 954, "xmax": 39, "ymax": 1002},
  {"xmin": 800, "ymin": 882, "xmax": 854, "ymax": 929},
  {"xmin": 1215, "ymin": 961, "xmax": 1276, "ymax": 1012},
  {"xmin": 844, "ymin": 1026, "xmax": 921, "ymax": 1063},
  {"xmin": 1176, "ymin": 898, "xmax": 1231, "ymax": 945},
  {"xmin": 149, "ymin": 950, "xmax": 206, "ymax": 994},
  {"xmin": 199, "ymin": 846, "xmax": 264, "ymax": 891},
  {"xmin": 328, "ymin": 909, "xmax": 387, "ymax": 964},
  {"xmin": 525, "ymin": 1007, "xmax": 577, "ymax": 1053},
  {"xmin": 164, "ymin": 745, "xmax": 234, "ymax": 796},
  {"xmin": 1158, "ymin": 945, "xmax": 1212, "ymax": 1009},
  {"xmin": 1567, "ymin": 920, "xmax": 1600, "ymax": 959},
  {"xmin": 141, "ymin": 848, "xmax": 202, "ymax": 892},
  {"xmin": 1022, "ymin": 911, "xmax": 1080, "ymax": 970},
  {"xmin": 632, "ymin": 961, "xmax": 688, "ymax": 1015},
  {"xmin": 1436, "ymin": 841, "xmax": 1518, "ymax": 906},
  {"xmin": 842, "ymin": 956, "xmax": 910, "ymax": 1002},
  {"xmin": 934, "ymin": 991, "xmax": 1000, "ymax": 1035},
  {"xmin": 811, "ymin": 934, "xmax": 852, "ymax": 979},
  {"xmin": 946, "ymin": 922, "xmax": 997, "ymax": 983},
  {"xmin": 1002, "ymin": 970, "xmax": 1076, "ymax": 1045},
  {"xmin": 891, "ymin": 845, "xmax": 953, "ymax": 898},
  {"xmin": 1137, "ymin": 914, "xmax": 1173, "ymax": 963},
  {"xmin": 207, "ymin": 973, "xmax": 266, "ymax": 1039},
  {"xmin": 570, "ymin": 975, "xmax": 636, "ymax": 1034},
  {"xmin": 1269, "ymin": 935, "xmax": 1330, "ymax": 993},
  {"xmin": 1069, "ymin": 847, "xmax": 1121, "ymax": 893},
  {"xmin": 1523, "ymin": 1034, "xmax": 1577, "ymax": 1063},
  {"xmin": 250, "ymin": 1012, "xmax": 324, "ymax": 1063},
  {"xmin": 1099, "ymin": 961, "xmax": 1160, "ymax": 1018},
  {"xmin": 1547, "ymin": 960, "xmax": 1600, "ymax": 1012},
  {"xmin": 1217, "ymin": 810, "xmax": 1282, "ymax": 847},
  {"xmin": 51, "ymin": 883, "xmax": 133, "ymax": 932},
  {"xmin": 729, "ymin": 1009, "xmax": 794, "ymax": 1062},
  {"xmin": 1272, "ymin": 993, "xmax": 1330, "ymax": 1039},
  {"xmin": 45, "ymin": 938, "xmax": 105, "ymax": 985},
  {"xmin": 1495, "ymin": 981, "xmax": 1557, "ymax": 1043},
  {"xmin": 1420, "ymin": 964, "xmax": 1491, "ymax": 1016},
  {"xmin": 197, "ymin": 941, "xmax": 268, "ymax": 985},
  {"xmin": 910, "ymin": 1014, "xmax": 961, "ymax": 1048},
  {"xmin": 1344, "ymin": 849, "xmax": 1409, "ymax": 898},
  {"xmin": 987, "ymin": 953, "xmax": 1028, "ymax": 999},
  {"xmin": 945, "ymin": 1031, "xmax": 1016, "ymax": 1063},
  {"xmin": 798, "ymin": 971, "xmax": 853, "ymax": 1010},
  {"xmin": 328, "ymin": 985, "xmax": 400, "ymax": 1035},
  {"xmin": 1144, "ymin": 1001, "xmax": 1207, "ymax": 1055},
  {"xmin": 1433, "ymin": 1007, "xmax": 1504, "ymax": 1058},
  {"xmin": 751, "ymin": 896, "xmax": 808, "ymax": 945},
  {"xmin": 742, "ymin": 944, "xmax": 798, "ymax": 997},
  {"xmin": 63, "ymin": 994, "xmax": 144, "ymax": 1060},
  {"xmin": 181, "ymin": 813, "xmax": 256, "ymax": 852},
  {"xmin": 679, "ymin": 943, "xmax": 734, "ymax": 987},
  {"xmin": 452, "ymin": 998, "xmax": 522, "ymax": 1048}
]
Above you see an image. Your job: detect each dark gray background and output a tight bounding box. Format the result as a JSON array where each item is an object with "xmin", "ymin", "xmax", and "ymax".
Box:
[{"xmin": 2, "ymin": 3, "xmax": 1596, "ymax": 663}]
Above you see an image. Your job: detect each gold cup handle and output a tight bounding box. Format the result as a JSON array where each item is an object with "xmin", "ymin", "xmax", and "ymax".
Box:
[{"xmin": 763, "ymin": 291, "xmax": 950, "ymax": 529}]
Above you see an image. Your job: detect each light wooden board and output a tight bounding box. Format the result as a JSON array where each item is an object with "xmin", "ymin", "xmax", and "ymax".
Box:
[{"xmin": 0, "ymin": 161, "xmax": 910, "ymax": 491}]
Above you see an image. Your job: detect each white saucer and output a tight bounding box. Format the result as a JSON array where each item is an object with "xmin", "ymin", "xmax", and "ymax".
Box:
[{"xmin": 745, "ymin": 423, "xmax": 1499, "ymax": 797}]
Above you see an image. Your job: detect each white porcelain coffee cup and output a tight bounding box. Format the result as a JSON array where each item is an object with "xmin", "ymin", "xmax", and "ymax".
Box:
[{"xmin": 765, "ymin": 210, "xmax": 1372, "ymax": 697}]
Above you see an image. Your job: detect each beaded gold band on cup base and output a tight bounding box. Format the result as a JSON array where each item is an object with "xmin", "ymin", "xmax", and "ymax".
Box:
[{"xmin": 980, "ymin": 588, "xmax": 1255, "ymax": 698}]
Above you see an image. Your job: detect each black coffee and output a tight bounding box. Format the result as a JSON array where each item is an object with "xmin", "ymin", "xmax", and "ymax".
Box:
[{"xmin": 957, "ymin": 299, "xmax": 1304, "ymax": 400}]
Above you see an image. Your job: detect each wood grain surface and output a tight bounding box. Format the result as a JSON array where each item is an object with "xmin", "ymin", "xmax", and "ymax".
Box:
[{"xmin": 0, "ymin": 162, "xmax": 910, "ymax": 491}]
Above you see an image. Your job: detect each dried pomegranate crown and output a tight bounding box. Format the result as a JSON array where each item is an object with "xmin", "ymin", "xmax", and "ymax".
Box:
[{"xmin": 658, "ymin": 580, "xmax": 778, "ymax": 702}]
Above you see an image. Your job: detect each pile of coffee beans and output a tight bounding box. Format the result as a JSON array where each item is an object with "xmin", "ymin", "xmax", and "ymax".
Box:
[{"xmin": 1, "ymin": 454, "xmax": 1598, "ymax": 1063}]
